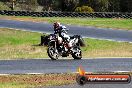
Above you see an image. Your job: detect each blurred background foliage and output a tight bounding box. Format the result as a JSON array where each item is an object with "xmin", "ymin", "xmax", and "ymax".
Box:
[{"xmin": 0, "ymin": 0, "xmax": 131, "ymax": 12}]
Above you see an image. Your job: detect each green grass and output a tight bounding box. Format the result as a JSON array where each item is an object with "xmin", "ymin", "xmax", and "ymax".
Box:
[
  {"xmin": 0, "ymin": 28, "xmax": 132, "ymax": 59},
  {"xmin": 0, "ymin": 29, "xmax": 40, "ymax": 46},
  {"xmin": 0, "ymin": 28, "xmax": 48, "ymax": 59},
  {"xmin": 1, "ymin": 16, "xmax": 132, "ymax": 30},
  {"xmin": 0, "ymin": 83, "xmax": 30, "ymax": 88},
  {"xmin": 82, "ymin": 38, "xmax": 132, "ymax": 57}
]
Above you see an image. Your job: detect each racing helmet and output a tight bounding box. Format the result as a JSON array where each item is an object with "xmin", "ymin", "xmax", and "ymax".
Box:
[{"xmin": 53, "ymin": 22, "xmax": 60, "ymax": 29}]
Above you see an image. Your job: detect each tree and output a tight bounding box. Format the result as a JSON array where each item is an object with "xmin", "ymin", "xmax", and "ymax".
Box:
[
  {"xmin": 27, "ymin": 0, "xmax": 38, "ymax": 11},
  {"xmin": 37, "ymin": 0, "xmax": 54, "ymax": 11},
  {"xmin": 17, "ymin": 0, "xmax": 38, "ymax": 11},
  {"xmin": 88, "ymin": 0, "xmax": 110, "ymax": 12},
  {"xmin": 61, "ymin": 0, "xmax": 79, "ymax": 12},
  {"xmin": 109, "ymin": 0, "xmax": 120, "ymax": 12},
  {"xmin": 79, "ymin": 0, "xmax": 88, "ymax": 6},
  {"xmin": 75, "ymin": 5, "xmax": 94, "ymax": 12},
  {"xmin": 120, "ymin": 0, "xmax": 132, "ymax": 12},
  {"xmin": 0, "ymin": 0, "xmax": 9, "ymax": 2},
  {"xmin": 126, "ymin": 0, "xmax": 132, "ymax": 12},
  {"xmin": 98, "ymin": 0, "xmax": 110, "ymax": 12},
  {"xmin": 78, "ymin": 0, "xmax": 110, "ymax": 12}
]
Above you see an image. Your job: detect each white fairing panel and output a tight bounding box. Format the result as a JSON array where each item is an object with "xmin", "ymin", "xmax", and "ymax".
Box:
[{"xmin": 62, "ymin": 26, "xmax": 66, "ymax": 29}]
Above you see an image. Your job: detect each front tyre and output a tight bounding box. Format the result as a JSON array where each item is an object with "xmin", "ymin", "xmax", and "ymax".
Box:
[
  {"xmin": 72, "ymin": 47, "xmax": 82, "ymax": 60},
  {"xmin": 47, "ymin": 46, "xmax": 59, "ymax": 60}
]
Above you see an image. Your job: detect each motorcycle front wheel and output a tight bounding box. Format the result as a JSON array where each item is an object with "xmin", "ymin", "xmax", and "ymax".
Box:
[{"xmin": 47, "ymin": 46, "xmax": 59, "ymax": 60}]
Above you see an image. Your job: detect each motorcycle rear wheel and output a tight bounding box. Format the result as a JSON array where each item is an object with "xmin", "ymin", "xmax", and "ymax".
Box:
[{"xmin": 72, "ymin": 46, "xmax": 82, "ymax": 60}]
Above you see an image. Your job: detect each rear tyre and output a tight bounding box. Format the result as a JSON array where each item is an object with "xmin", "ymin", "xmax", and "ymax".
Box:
[{"xmin": 72, "ymin": 46, "xmax": 82, "ymax": 60}]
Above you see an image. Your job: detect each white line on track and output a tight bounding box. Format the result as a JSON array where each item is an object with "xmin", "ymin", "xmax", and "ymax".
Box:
[{"xmin": 0, "ymin": 71, "xmax": 131, "ymax": 75}]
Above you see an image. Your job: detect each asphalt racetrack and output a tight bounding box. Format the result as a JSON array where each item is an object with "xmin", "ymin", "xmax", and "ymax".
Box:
[
  {"xmin": 0, "ymin": 19, "xmax": 132, "ymax": 42},
  {"xmin": 0, "ymin": 58, "xmax": 132, "ymax": 88},
  {"xmin": 0, "ymin": 19, "xmax": 132, "ymax": 74},
  {"xmin": 0, "ymin": 58, "xmax": 131, "ymax": 74}
]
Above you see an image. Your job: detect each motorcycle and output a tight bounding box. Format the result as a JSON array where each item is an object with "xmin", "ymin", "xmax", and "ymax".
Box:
[{"xmin": 47, "ymin": 33, "xmax": 85, "ymax": 60}]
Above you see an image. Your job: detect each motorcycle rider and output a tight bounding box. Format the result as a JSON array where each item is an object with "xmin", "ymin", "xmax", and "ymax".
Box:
[{"xmin": 53, "ymin": 22, "xmax": 71, "ymax": 51}]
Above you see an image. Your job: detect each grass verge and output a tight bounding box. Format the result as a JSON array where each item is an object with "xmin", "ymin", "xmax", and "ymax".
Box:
[
  {"xmin": 0, "ymin": 28, "xmax": 48, "ymax": 59},
  {"xmin": 0, "ymin": 15, "xmax": 132, "ymax": 30},
  {"xmin": 0, "ymin": 28, "xmax": 132, "ymax": 59},
  {"xmin": 0, "ymin": 73, "xmax": 76, "ymax": 88},
  {"xmin": 0, "ymin": 72, "xmax": 131, "ymax": 88}
]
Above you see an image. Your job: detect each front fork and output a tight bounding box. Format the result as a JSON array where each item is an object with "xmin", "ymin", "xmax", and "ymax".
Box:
[{"xmin": 54, "ymin": 41, "xmax": 59, "ymax": 59}]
